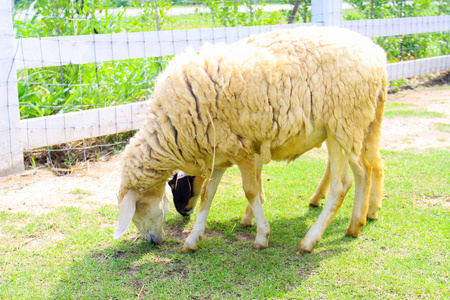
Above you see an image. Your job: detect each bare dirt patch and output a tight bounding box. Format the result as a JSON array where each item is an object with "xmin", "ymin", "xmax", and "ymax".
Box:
[
  {"xmin": 1, "ymin": 155, "xmax": 122, "ymax": 214},
  {"xmin": 382, "ymin": 86, "xmax": 450, "ymax": 150},
  {"xmin": 415, "ymin": 195, "xmax": 450, "ymax": 209},
  {"xmin": 0, "ymin": 86, "xmax": 449, "ymax": 215}
]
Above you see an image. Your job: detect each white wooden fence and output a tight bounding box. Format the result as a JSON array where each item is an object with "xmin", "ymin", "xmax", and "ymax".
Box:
[{"xmin": 1, "ymin": 0, "xmax": 450, "ymax": 176}]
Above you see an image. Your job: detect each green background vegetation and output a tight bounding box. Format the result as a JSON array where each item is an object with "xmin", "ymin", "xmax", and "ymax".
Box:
[{"xmin": 13, "ymin": 0, "xmax": 450, "ymax": 119}]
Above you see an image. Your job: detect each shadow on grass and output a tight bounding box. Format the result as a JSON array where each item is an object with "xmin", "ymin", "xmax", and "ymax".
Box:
[{"xmin": 49, "ymin": 206, "xmax": 365, "ymax": 299}]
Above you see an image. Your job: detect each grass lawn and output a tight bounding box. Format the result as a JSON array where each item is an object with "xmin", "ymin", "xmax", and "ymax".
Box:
[
  {"xmin": 1, "ymin": 149, "xmax": 449, "ymax": 299},
  {"xmin": 437, "ymin": 123, "xmax": 450, "ymax": 133},
  {"xmin": 384, "ymin": 110, "xmax": 445, "ymax": 118}
]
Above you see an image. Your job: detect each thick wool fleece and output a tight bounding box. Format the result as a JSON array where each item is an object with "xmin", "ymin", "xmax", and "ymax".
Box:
[{"xmin": 121, "ymin": 26, "xmax": 387, "ymax": 192}]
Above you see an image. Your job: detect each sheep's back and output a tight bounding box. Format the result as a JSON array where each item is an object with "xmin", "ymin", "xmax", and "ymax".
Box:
[{"xmin": 152, "ymin": 26, "xmax": 387, "ymax": 164}]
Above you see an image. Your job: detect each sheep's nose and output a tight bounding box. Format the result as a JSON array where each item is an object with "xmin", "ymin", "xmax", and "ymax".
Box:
[
  {"xmin": 180, "ymin": 208, "xmax": 194, "ymax": 216},
  {"xmin": 144, "ymin": 232, "xmax": 164, "ymax": 244}
]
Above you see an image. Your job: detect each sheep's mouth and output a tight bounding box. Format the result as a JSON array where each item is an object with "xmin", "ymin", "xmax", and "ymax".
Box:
[
  {"xmin": 179, "ymin": 208, "xmax": 194, "ymax": 216},
  {"xmin": 143, "ymin": 233, "xmax": 163, "ymax": 245}
]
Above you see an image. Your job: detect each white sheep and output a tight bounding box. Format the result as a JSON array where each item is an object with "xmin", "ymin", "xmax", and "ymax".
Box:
[{"xmin": 113, "ymin": 26, "xmax": 387, "ymax": 253}]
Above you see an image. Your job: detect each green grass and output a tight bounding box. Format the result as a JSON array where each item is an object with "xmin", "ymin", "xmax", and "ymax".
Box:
[
  {"xmin": 1, "ymin": 149, "xmax": 449, "ymax": 299},
  {"xmin": 437, "ymin": 123, "xmax": 450, "ymax": 133},
  {"xmin": 69, "ymin": 188, "xmax": 93, "ymax": 199},
  {"xmin": 384, "ymin": 110, "xmax": 445, "ymax": 118},
  {"xmin": 431, "ymin": 85, "xmax": 450, "ymax": 91},
  {"xmin": 385, "ymin": 102, "xmax": 418, "ymax": 110},
  {"xmin": 384, "ymin": 102, "xmax": 446, "ymax": 119}
]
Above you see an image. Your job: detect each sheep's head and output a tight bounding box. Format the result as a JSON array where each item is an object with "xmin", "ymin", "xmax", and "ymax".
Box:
[{"xmin": 113, "ymin": 183, "xmax": 170, "ymax": 244}]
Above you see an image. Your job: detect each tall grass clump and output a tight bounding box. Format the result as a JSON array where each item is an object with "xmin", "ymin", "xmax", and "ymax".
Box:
[
  {"xmin": 17, "ymin": 57, "xmax": 173, "ymax": 119},
  {"xmin": 14, "ymin": 0, "xmax": 174, "ymax": 119}
]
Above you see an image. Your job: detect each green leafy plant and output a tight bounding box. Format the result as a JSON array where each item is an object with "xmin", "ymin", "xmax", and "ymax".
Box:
[
  {"xmin": 14, "ymin": 0, "xmax": 127, "ymax": 37},
  {"xmin": 15, "ymin": 1, "xmax": 176, "ymax": 120},
  {"xmin": 345, "ymin": 0, "xmax": 450, "ymax": 19},
  {"xmin": 198, "ymin": 0, "xmax": 281, "ymax": 27},
  {"xmin": 18, "ymin": 58, "xmax": 167, "ymax": 119},
  {"xmin": 130, "ymin": 0, "xmax": 172, "ymax": 31},
  {"xmin": 344, "ymin": 1, "xmax": 450, "ymax": 62}
]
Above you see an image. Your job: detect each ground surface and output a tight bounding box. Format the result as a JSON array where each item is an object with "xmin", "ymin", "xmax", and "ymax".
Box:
[{"xmin": 1, "ymin": 86, "xmax": 449, "ymax": 214}]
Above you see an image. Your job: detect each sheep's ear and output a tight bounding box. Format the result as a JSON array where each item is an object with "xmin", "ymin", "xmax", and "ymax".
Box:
[{"xmin": 113, "ymin": 190, "xmax": 137, "ymax": 240}]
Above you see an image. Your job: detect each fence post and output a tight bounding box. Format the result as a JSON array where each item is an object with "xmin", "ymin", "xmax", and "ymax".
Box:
[
  {"xmin": 311, "ymin": 0, "xmax": 343, "ymax": 26},
  {"xmin": 0, "ymin": 1, "xmax": 24, "ymax": 176}
]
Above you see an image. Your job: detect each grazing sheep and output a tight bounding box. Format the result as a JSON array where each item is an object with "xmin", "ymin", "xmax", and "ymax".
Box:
[{"xmin": 113, "ymin": 26, "xmax": 387, "ymax": 253}]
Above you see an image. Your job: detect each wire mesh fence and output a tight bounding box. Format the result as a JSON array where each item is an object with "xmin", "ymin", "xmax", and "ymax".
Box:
[{"xmin": 1, "ymin": 0, "xmax": 449, "ymax": 176}]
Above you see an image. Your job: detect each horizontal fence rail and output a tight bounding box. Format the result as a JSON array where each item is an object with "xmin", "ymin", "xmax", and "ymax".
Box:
[
  {"xmin": 343, "ymin": 15, "xmax": 450, "ymax": 37},
  {"xmin": 21, "ymin": 101, "xmax": 149, "ymax": 150},
  {"xmin": 14, "ymin": 16, "xmax": 450, "ymax": 70},
  {"xmin": 387, "ymin": 55, "xmax": 450, "ymax": 81},
  {"xmin": 14, "ymin": 24, "xmax": 306, "ymax": 70}
]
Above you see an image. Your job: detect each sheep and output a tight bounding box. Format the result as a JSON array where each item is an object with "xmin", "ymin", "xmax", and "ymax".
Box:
[
  {"xmin": 169, "ymin": 24, "xmax": 385, "ymax": 235},
  {"xmin": 113, "ymin": 26, "xmax": 387, "ymax": 253}
]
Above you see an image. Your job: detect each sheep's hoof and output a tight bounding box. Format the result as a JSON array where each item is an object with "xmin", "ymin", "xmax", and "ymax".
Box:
[
  {"xmin": 296, "ymin": 248, "xmax": 312, "ymax": 255},
  {"xmin": 308, "ymin": 194, "xmax": 326, "ymax": 207},
  {"xmin": 240, "ymin": 213, "xmax": 255, "ymax": 227},
  {"xmin": 367, "ymin": 211, "xmax": 379, "ymax": 220},
  {"xmin": 297, "ymin": 239, "xmax": 314, "ymax": 254},
  {"xmin": 240, "ymin": 219, "xmax": 254, "ymax": 227},
  {"xmin": 180, "ymin": 245, "xmax": 197, "ymax": 253},
  {"xmin": 252, "ymin": 233, "xmax": 269, "ymax": 250},
  {"xmin": 251, "ymin": 242, "xmax": 268, "ymax": 250},
  {"xmin": 345, "ymin": 226, "xmax": 361, "ymax": 238}
]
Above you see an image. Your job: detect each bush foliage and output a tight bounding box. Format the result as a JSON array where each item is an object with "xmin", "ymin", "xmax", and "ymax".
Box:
[{"xmin": 13, "ymin": 0, "xmax": 450, "ymax": 119}]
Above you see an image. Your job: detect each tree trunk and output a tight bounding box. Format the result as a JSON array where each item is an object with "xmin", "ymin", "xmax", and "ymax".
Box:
[{"xmin": 288, "ymin": 0, "xmax": 302, "ymax": 24}]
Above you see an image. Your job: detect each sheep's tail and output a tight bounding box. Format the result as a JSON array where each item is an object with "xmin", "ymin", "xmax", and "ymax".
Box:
[{"xmin": 361, "ymin": 74, "xmax": 387, "ymax": 219}]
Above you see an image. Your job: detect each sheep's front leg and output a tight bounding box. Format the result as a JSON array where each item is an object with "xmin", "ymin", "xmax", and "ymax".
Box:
[
  {"xmin": 181, "ymin": 168, "xmax": 226, "ymax": 253},
  {"xmin": 238, "ymin": 158, "xmax": 270, "ymax": 250},
  {"xmin": 298, "ymin": 137, "xmax": 352, "ymax": 254},
  {"xmin": 240, "ymin": 155, "xmax": 265, "ymax": 227}
]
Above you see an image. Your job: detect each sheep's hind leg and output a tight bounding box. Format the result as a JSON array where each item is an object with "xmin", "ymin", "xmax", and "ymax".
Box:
[
  {"xmin": 366, "ymin": 87, "xmax": 386, "ymax": 220},
  {"xmin": 309, "ymin": 158, "xmax": 331, "ymax": 207},
  {"xmin": 240, "ymin": 155, "xmax": 265, "ymax": 227},
  {"xmin": 298, "ymin": 137, "xmax": 352, "ymax": 254},
  {"xmin": 240, "ymin": 203, "xmax": 255, "ymax": 227},
  {"xmin": 181, "ymin": 168, "xmax": 226, "ymax": 253},
  {"xmin": 367, "ymin": 156, "xmax": 384, "ymax": 220},
  {"xmin": 346, "ymin": 156, "xmax": 372, "ymax": 238},
  {"xmin": 238, "ymin": 157, "xmax": 270, "ymax": 250}
]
